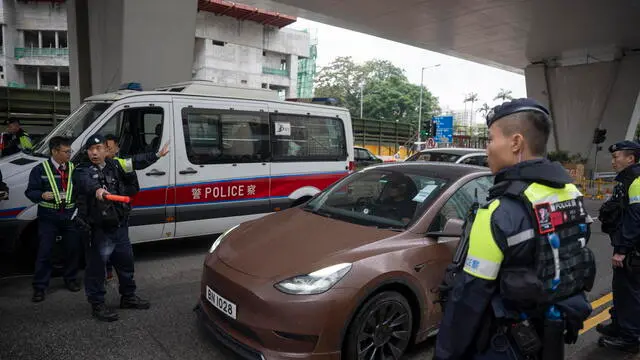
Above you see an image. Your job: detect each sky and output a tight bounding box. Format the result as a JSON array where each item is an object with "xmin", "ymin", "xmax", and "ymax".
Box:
[{"xmin": 288, "ymin": 18, "xmax": 527, "ymax": 112}]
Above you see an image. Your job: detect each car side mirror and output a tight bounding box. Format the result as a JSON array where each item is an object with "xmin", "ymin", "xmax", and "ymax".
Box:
[{"xmin": 426, "ymin": 218, "xmax": 464, "ymax": 239}]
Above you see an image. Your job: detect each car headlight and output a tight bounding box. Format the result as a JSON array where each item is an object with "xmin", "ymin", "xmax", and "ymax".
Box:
[
  {"xmin": 274, "ymin": 263, "xmax": 352, "ymax": 295},
  {"xmin": 209, "ymin": 224, "xmax": 239, "ymax": 254}
]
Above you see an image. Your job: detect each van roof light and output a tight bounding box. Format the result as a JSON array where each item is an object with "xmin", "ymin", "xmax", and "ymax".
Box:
[{"xmin": 119, "ymin": 82, "xmax": 143, "ymax": 91}]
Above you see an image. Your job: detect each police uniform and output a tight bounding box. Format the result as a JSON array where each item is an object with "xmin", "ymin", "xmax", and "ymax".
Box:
[
  {"xmin": 25, "ymin": 157, "xmax": 81, "ymax": 302},
  {"xmin": 105, "ymin": 151, "xmax": 164, "ymax": 279},
  {"xmin": 73, "ymin": 134, "xmax": 150, "ymax": 321},
  {"xmin": 434, "ymin": 99, "xmax": 596, "ymax": 360},
  {"xmin": 596, "ymin": 140, "xmax": 640, "ymax": 353},
  {"xmin": 1, "ymin": 127, "xmax": 32, "ymax": 157}
]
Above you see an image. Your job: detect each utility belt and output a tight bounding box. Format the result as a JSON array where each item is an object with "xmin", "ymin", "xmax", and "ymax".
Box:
[{"xmin": 492, "ymin": 315, "xmax": 564, "ymax": 360}]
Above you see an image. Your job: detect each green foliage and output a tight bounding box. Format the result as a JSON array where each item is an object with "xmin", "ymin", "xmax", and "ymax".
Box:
[
  {"xmin": 547, "ymin": 151, "xmax": 587, "ymax": 164},
  {"xmin": 314, "ymin": 57, "xmax": 440, "ymax": 129}
]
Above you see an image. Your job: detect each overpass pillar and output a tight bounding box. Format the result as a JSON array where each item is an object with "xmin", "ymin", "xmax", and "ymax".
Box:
[
  {"xmin": 525, "ymin": 53, "xmax": 640, "ymax": 173},
  {"xmin": 67, "ymin": 0, "xmax": 198, "ymax": 109}
]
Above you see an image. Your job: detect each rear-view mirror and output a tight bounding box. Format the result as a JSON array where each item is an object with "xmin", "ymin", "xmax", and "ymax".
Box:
[{"xmin": 426, "ymin": 218, "xmax": 464, "ymax": 239}]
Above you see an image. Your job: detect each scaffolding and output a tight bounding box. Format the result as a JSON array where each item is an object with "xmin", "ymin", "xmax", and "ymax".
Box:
[{"xmin": 297, "ymin": 29, "xmax": 317, "ymax": 99}]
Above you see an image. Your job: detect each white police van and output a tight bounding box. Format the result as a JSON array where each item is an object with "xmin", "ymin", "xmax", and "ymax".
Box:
[{"xmin": 0, "ymin": 81, "xmax": 354, "ymax": 254}]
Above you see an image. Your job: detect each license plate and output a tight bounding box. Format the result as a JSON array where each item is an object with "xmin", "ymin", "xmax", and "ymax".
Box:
[{"xmin": 206, "ymin": 285, "xmax": 237, "ymax": 320}]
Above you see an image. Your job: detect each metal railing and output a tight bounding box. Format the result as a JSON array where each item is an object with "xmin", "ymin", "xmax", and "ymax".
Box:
[
  {"xmin": 15, "ymin": 47, "xmax": 69, "ymax": 59},
  {"xmin": 262, "ymin": 67, "xmax": 289, "ymax": 76}
]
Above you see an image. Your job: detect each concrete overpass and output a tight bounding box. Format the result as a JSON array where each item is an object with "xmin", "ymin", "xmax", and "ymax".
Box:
[{"xmin": 67, "ymin": 0, "xmax": 640, "ymax": 170}]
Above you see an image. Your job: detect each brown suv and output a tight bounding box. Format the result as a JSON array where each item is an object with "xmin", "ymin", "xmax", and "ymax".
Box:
[{"xmin": 195, "ymin": 162, "xmax": 493, "ymax": 359}]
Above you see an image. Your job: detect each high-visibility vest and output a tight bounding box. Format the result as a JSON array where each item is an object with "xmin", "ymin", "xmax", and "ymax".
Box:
[
  {"xmin": 40, "ymin": 161, "xmax": 75, "ymax": 209},
  {"xmin": 113, "ymin": 156, "xmax": 134, "ymax": 173}
]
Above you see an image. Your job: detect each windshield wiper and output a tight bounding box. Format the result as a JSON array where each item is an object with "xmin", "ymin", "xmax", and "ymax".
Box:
[
  {"xmin": 26, "ymin": 150, "xmax": 48, "ymax": 158},
  {"xmin": 375, "ymin": 226, "xmax": 404, "ymax": 232}
]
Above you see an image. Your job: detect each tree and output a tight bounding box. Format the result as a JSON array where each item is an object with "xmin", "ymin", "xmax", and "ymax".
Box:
[
  {"xmin": 477, "ymin": 102, "xmax": 491, "ymax": 120},
  {"xmin": 314, "ymin": 57, "xmax": 440, "ymax": 129},
  {"xmin": 494, "ymin": 88, "xmax": 513, "ymax": 102},
  {"xmin": 463, "ymin": 92, "xmax": 479, "ymax": 125}
]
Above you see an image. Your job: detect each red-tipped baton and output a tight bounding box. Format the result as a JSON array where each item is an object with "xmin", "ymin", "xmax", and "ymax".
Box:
[{"xmin": 103, "ymin": 194, "xmax": 131, "ymax": 203}]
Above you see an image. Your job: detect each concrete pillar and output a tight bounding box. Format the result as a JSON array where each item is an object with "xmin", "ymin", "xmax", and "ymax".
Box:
[
  {"xmin": 37, "ymin": 31, "xmax": 42, "ymax": 48},
  {"xmin": 68, "ymin": 0, "xmax": 198, "ymax": 109},
  {"xmin": 525, "ymin": 53, "xmax": 640, "ymax": 173},
  {"xmin": 36, "ymin": 67, "xmax": 40, "ymax": 89},
  {"xmin": 55, "ymin": 31, "xmax": 59, "ymax": 48},
  {"xmin": 56, "ymin": 69, "xmax": 61, "ymax": 89}
]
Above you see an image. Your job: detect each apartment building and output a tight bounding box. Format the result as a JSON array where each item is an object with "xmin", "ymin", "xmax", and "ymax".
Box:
[
  {"xmin": 0, "ymin": 0, "xmax": 69, "ymax": 90},
  {"xmin": 0, "ymin": 0, "xmax": 314, "ymax": 98}
]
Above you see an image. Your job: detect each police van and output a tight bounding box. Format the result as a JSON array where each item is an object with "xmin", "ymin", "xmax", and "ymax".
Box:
[{"xmin": 0, "ymin": 81, "xmax": 354, "ymax": 254}]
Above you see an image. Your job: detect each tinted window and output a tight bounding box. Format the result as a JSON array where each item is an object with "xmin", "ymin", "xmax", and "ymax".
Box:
[
  {"xmin": 460, "ymin": 155, "xmax": 488, "ymax": 167},
  {"xmin": 409, "ymin": 152, "xmax": 461, "ymax": 163},
  {"xmin": 182, "ymin": 108, "xmax": 270, "ymax": 165},
  {"xmin": 429, "ymin": 175, "xmax": 494, "ymax": 232},
  {"xmin": 355, "ymin": 148, "xmax": 369, "ymax": 160},
  {"xmin": 272, "ymin": 114, "xmax": 347, "ymax": 161}
]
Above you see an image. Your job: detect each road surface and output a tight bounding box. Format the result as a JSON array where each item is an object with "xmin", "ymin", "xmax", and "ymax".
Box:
[{"xmin": 0, "ymin": 199, "xmax": 635, "ymax": 359}]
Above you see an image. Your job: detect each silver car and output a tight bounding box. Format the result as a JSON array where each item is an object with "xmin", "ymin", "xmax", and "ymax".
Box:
[{"xmin": 405, "ymin": 147, "xmax": 488, "ymax": 167}]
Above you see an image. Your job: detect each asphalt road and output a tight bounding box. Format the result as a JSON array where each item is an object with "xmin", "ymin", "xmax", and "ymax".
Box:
[{"xmin": 0, "ymin": 199, "xmax": 636, "ymax": 360}]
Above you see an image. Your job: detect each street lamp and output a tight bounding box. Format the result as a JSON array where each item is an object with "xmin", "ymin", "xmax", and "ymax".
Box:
[
  {"xmin": 418, "ymin": 64, "xmax": 441, "ymax": 143},
  {"xmin": 359, "ymin": 83, "xmax": 364, "ymax": 119}
]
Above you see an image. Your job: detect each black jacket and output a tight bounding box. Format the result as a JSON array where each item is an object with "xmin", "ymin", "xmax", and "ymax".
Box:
[
  {"xmin": 72, "ymin": 158, "xmax": 139, "ymax": 229},
  {"xmin": 605, "ymin": 164, "xmax": 640, "ymax": 254},
  {"xmin": 434, "ymin": 159, "xmax": 593, "ymax": 360},
  {"xmin": 24, "ymin": 159, "xmax": 75, "ymax": 219}
]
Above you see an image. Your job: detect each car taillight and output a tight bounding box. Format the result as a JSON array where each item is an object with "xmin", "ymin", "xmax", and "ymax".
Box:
[{"xmin": 348, "ymin": 161, "xmax": 355, "ymax": 172}]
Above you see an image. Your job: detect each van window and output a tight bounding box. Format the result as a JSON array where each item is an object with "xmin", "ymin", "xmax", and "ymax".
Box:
[
  {"xmin": 271, "ymin": 114, "xmax": 347, "ymax": 161},
  {"xmin": 181, "ymin": 108, "xmax": 270, "ymax": 164},
  {"xmin": 88, "ymin": 106, "xmax": 164, "ymax": 159}
]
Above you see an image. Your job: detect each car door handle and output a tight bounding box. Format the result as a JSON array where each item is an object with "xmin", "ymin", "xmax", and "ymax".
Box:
[
  {"xmin": 179, "ymin": 168, "xmax": 198, "ymax": 175},
  {"xmin": 145, "ymin": 169, "xmax": 166, "ymax": 176}
]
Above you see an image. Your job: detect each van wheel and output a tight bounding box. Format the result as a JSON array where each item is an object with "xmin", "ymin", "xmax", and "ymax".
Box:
[{"xmin": 344, "ymin": 291, "xmax": 413, "ymax": 360}]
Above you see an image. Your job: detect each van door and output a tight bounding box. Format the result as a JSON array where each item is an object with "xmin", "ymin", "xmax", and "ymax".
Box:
[
  {"xmin": 78, "ymin": 101, "xmax": 173, "ymax": 243},
  {"xmin": 268, "ymin": 104, "xmax": 350, "ymax": 209},
  {"xmin": 172, "ymin": 99, "xmax": 271, "ymax": 238}
]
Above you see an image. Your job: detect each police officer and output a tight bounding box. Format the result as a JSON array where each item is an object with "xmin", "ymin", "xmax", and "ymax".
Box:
[
  {"xmin": 596, "ymin": 140, "xmax": 640, "ymax": 353},
  {"xmin": 104, "ymin": 134, "xmax": 169, "ymax": 172},
  {"xmin": 25, "ymin": 136, "xmax": 81, "ymax": 302},
  {"xmin": 1, "ymin": 119, "xmax": 32, "ymax": 157},
  {"xmin": 73, "ymin": 134, "xmax": 150, "ymax": 321},
  {"xmin": 434, "ymin": 98, "xmax": 596, "ymax": 359},
  {"xmin": 102, "ymin": 134, "xmax": 169, "ymax": 281}
]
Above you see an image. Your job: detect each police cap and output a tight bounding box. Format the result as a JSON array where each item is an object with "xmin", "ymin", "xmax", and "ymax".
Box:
[
  {"xmin": 608, "ymin": 140, "xmax": 640, "ymax": 153},
  {"xmin": 486, "ymin": 98, "xmax": 551, "ymax": 128},
  {"xmin": 84, "ymin": 134, "xmax": 105, "ymax": 149}
]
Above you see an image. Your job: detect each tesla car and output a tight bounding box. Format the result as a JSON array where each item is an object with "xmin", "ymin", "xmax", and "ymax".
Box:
[
  {"xmin": 405, "ymin": 148, "xmax": 487, "ymax": 167},
  {"xmin": 195, "ymin": 162, "xmax": 493, "ymax": 360}
]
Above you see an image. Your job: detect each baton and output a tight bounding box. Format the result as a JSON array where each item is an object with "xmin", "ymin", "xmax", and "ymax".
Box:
[{"xmin": 103, "ymin": 194, "xmax": 131, "ymax": 203}]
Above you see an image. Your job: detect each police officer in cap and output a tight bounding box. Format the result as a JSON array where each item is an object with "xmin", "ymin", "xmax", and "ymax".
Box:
[
  {"xmin": 73, "ymin": 134, "xmax": 150, "ymax": 322},
  {"xmin": 596, "ymin": 140, "xmax": 640, "ymax": 353},
  {"xmin": 434, "ymin": 98, "xmax": 596, "ymax": 359}
]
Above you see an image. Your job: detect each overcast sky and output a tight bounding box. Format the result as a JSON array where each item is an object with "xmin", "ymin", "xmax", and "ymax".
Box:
[{"xmin": 288, "ymin": 18, "xmax": 527, "ymax": 111}]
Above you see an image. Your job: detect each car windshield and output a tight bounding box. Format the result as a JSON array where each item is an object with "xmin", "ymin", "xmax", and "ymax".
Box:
[
  {"xmin": 407, "ymin": 151, "xmax": 462, "ymax": 162},
  {"xmin": 29, "ymin": 102, "xmax": 111, "ymax": 157},
  {"xmin": 304, "ymin": 168, "xmax": 449, "ymax": 230}
]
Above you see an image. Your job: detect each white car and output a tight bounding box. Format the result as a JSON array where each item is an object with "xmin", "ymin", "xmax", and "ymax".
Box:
[{"xmin": 405, "ymin": 147, "xmax": 488, "ymax": 167}]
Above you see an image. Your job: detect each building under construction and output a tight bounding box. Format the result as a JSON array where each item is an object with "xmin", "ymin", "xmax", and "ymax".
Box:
[{"xmin": 297, "ymin": 29, "xmax": 318, "ymax": 98}]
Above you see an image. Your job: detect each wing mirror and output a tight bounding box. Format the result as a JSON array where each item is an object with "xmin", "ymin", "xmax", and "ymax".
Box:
[{"xmin": 426, "ymin": 218, "xmax": 464, "ymax": 239}]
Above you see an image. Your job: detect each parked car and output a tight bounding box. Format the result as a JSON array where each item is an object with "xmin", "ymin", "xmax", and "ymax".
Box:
[
  {"xmin": 195, "ymin": 162, "xmax": 493, "ymax": 360},
  {"xmin": 406, "ymin": 147, "xmax": 488, "ymax": 167},
  {"xmin": 353, "ymin": 146, "xmax": 382, "ymax": 169}
]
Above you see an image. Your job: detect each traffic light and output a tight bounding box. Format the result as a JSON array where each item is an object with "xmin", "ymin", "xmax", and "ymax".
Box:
[
  {"xmin": 430, "ymin": 121, "xmax": 438, "ymax": 138},
  {"xmin": 593, "ymin": 128, "xmax": 607, "ymax": 144}
]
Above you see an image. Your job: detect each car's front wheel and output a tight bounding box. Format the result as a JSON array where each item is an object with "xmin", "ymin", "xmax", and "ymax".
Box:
[{"xmin": 344, "ymin": 291, "xmax": 413, "ymax": 360}]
